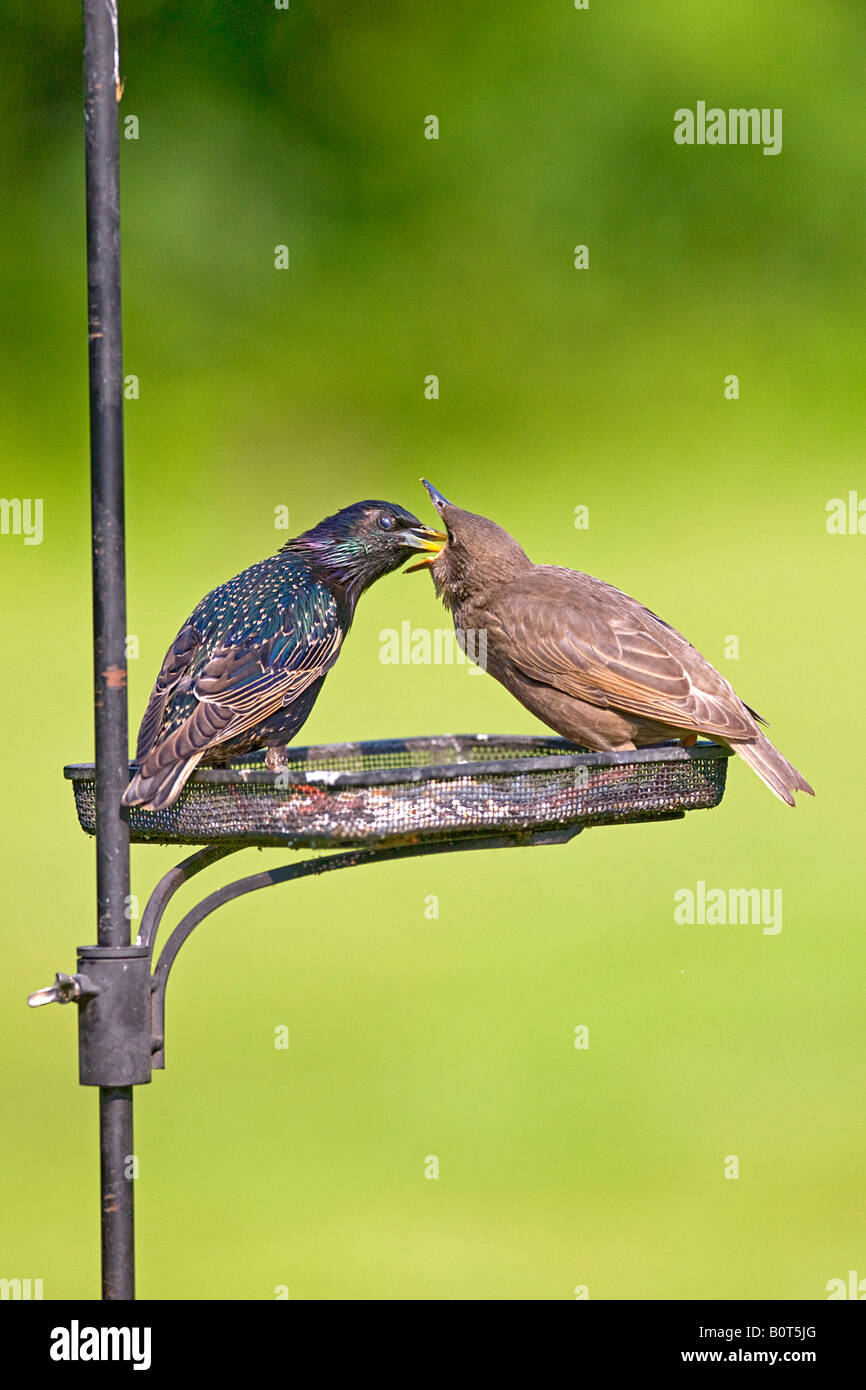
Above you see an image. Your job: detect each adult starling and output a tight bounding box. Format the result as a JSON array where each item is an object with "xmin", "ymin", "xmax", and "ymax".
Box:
[
  {"xmin": 122, "ymin": 500, "xmax": 445, "ymax": 811},
  {"xmin": 414, "ymin": 481, "xmax": 813, "ymax": 806}
]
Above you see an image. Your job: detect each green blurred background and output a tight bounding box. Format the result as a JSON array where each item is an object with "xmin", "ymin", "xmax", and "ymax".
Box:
[{"xmin": 2, "ymin": 0, "xmax": 864, "ymax": 1299}]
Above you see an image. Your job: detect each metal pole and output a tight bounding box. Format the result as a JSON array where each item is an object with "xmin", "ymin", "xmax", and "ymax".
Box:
[{"xmin": 82, "ymin": 0, "xmax": 135, "ymax": 1300}]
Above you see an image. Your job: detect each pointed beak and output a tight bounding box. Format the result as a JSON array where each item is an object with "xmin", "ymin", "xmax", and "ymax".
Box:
[
  {"xmin": 400, "ymin": 519, "xmax": 447, "ymax": 573},
  {"xmin": 402, "ymin": 480, "xmax": 453, "ymax": 572},
  {"xmin": 421, "ymin": 478, "xmax": 452, "ymax": 514}
]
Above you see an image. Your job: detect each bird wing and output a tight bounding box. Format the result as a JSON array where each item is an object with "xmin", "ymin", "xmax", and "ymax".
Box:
[
  {"xmin": 136, "ymin": 588, "xmax": 345, "ymax": 777},
  {"xmin": 135, "ymin": 622, "xmax": 203, "ymax": 761},
  {"xmin": 190, "ymin": 618, "xmax": 344, "ymax": 747},
  {"xmin": 489, "ymin": 568, "xmax": 758, "ymax": 741}
]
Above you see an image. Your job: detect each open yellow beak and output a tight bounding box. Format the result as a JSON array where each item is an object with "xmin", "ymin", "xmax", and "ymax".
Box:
[{"xmin": 404, "ymin": 529, "xmax": 446, "ymax": 572}]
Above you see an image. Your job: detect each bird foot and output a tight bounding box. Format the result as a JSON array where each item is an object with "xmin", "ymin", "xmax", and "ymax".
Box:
[
  {"xmin": 680, "ymin": 733, "xmax": 698, "ymax": 748},
  {"xmin": 265, "ymin": 745, "xmax": 290, "ymax": 771}
]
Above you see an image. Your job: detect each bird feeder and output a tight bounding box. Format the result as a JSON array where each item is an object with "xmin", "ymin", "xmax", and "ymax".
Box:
[{"xmin": 27, "ymin": 0, "xmax": 732, "ymax": 1300}]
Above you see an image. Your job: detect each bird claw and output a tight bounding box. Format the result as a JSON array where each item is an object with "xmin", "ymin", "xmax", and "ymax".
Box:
[{"xmin": 265, "ymin": 746, "xmax": 290, "ymax": 771}]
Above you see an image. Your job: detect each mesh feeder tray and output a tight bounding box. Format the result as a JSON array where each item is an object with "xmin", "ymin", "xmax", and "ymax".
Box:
[{"xmin": 65, "ymin": 735, "xmax": 731, "ymax": 850}]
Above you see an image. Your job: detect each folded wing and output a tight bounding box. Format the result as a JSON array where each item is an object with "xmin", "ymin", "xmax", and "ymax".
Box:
[
  {"xmin": 123, "ymin": 595, "xmax": 343, "ymax": 809},
  {"xmin": 490, "ymin": 568, "xmax": 760, "ymax": 742}
]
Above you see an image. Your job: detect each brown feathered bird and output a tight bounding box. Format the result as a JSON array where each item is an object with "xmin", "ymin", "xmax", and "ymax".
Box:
[{"xmin": 413, "ymin": 481, "xmax": 813, "ymax": 806}]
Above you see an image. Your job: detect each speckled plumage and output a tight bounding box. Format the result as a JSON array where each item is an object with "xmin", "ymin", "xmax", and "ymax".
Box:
[{"xmin": 122, "ymin": 500, "xmax": 444, "ymax": 811}]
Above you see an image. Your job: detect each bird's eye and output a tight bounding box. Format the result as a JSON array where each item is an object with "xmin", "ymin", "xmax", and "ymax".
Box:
[
  {"xmin": 378, "ymin": 513, "xmax": 396, "ymax": 531},
  {"xmin": 446, "ymin": 527, "xmax": 455, "ymax": 545}
]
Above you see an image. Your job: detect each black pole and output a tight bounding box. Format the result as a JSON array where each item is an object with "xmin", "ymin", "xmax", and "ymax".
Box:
[{"xmin": 83, "ymin": 0, "xmax": 135, "ymax": 1300}]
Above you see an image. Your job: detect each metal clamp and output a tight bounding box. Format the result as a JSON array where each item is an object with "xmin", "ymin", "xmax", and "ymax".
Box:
[
  {"xmin": 29, "ymin": 948, "xmax": 153, "ymax": 1088},
  {"xmin": 28, "ymin": 973, "xmax": 101, "ymax": 1008}
]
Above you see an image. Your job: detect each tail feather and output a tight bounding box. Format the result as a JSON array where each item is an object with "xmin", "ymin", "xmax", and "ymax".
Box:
[
  {"xmin": 122, "ymin": 751, "xmax": 205, "ymax": 811},
  {"xmin": 122, "ymin": 696, "xmax": 235, "ymax": 811},
  {"xmin": 730, "ymin": 729, "xmax": 814, "ymax": 807}
]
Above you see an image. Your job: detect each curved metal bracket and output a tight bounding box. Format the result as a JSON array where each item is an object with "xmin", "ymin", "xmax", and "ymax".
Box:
[
  {"xmin": 138, "ymin": 843, "xmax": 240, "ymax": 952},
  {"xmin": 148, "ymin": 825, "xmax": 583, "ymax": 1069}
]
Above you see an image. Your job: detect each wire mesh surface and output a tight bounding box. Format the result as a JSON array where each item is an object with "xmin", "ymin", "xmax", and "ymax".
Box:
[{"xmin": 64, "ymin": 735, "xmax": 731, "ymax": 850}]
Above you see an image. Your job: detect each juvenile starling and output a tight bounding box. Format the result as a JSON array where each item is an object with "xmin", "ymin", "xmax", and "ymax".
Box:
[
  {"xmin": 414, "ymin": 481, "xmax": 813, "ymax": 806},
  {"xmin": 122, "ymin": 500, "xmax": 445, "ymax": 811}
]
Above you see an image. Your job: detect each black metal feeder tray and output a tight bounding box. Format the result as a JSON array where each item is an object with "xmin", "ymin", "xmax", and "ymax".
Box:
[{"xmin": 65, "ymin": 734, "xmax": 731, "ymax": 850}]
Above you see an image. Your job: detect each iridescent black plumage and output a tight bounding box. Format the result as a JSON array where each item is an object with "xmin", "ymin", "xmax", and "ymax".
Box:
[{"xmin": 122, "ymin": 500, "xmax": 445, "ymax": 810}]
